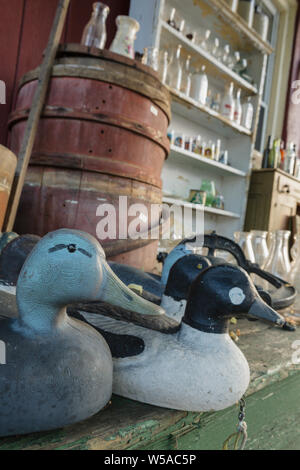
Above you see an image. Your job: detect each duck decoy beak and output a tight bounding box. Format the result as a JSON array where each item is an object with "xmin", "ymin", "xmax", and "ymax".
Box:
[
  {"xmin": 99, "ymin": 261, "xmax": 165, "ymax": 316},
  {"xmin": 248, "ymin": 297, "xmax": 285, "ymax": 326}
]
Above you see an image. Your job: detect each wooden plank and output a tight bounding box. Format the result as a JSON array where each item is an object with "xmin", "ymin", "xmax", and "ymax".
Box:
[{"xmin": 3, "ymin": 0, "xmax": 71, "ymax": 232}]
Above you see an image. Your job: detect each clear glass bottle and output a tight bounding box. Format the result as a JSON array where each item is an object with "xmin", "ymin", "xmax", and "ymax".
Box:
[
  {"xmin": 241, "ymin": 97, "xmax": 254, "ymax": 130},
  {"xmin": 234, "ymin": 231, "xmax": 256, "ymax": 263},
  {"xmin": 81, "ymin": 2, "xmax": 110, "ymax": 49},
  {"xmin": 158, "ymin": 50, "xmax": 169, "ymax": 84},
  {"xmin": 290, "ymin": 234, "xmax": 300, "ymax": 266},
  {"xmin": 234, "ymin": 88, "xmax": 242, "ymax": 125},
  {"xmin": 284, "ymin": 142, "xmax": 296, "ymax": 175},
  {"xmin": 250, "ymin": 230, "xmax": 269, "ymax": 267},
  {"xmin": 190, "ymin": 65, "xmax": 208, "ymax": 105},
  {"xmin": 253, "ymin": 4, "xmax": 269, "ymax": 41},
  {"xmin": 109, "ymin": 16, "xmax": 140, "ymax": 59},
  {"xmin": 167, "ymin": 45, "xmax": 183, "ymax": 91},
  {"xmin": 181, "ymin": 55, "xmax": 192, "ymax": 96},
  {"xmin": 142, "ymin": 47, "xmax": 159, "ymax": 71},
  {"xmin": 221, "ymin": 82, "xmax": 235, "ymax": 121},
  {"xmin": 211, "ymin": 92, "xmax": 221, "ymax": 112},
  {"xmin": 263, "ymin": 230, "xmax": 291, "ymax": 279}
]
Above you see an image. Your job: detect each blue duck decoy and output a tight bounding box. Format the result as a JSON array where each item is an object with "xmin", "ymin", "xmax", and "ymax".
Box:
[
  {"xmin": 73, "ymin": 264, "xmax": 286, "ymax": 412},
  {"xmin": 0, "ymin": 229, "xmax": 163, "ymax": 437}
]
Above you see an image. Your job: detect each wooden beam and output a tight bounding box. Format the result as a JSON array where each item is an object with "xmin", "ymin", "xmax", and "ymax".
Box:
[{"xmin": 3, "ymin": 0, "xmax": 71, "ymax": 232}]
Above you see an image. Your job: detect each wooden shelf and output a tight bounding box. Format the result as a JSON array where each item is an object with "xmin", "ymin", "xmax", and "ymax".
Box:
[
  {"xmin": 200, "ymin": 0, "xmax": 274, "ymax": 55},
  {"xmin": 163, "ymin": 196, "xmax": 241, "ymax": 219},
  {"xmin": 161, "ymin": 21, "xmax": 258, "ymax": 95},
  {"xmin": 169, "ymin": 145, "xmax": 247, "ymax": 177},
  {"xmin": 170, "ymin": 88, "xmax": 253, "ymax": 138}
]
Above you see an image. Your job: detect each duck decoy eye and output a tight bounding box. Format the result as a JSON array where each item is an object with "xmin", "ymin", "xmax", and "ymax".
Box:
[{"xmin": 68, "ymin": 244, "xmax": 77, "ymax": 253}]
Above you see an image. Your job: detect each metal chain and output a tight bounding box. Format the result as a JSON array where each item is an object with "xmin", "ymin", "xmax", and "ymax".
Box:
[{"xmin": 222, "ymin": 396, "xmax": 248, "ymax": 450}]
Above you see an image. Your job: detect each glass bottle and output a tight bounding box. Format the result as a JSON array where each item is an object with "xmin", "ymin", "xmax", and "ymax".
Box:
[
  {"xmin": 109, "ymin": 16, "xmax": 140, "ymax": 59},
  {"xmin": 284, "ymin": 142, "xmax": 296, "ymax": 175},
  {"xmin": 253, "ymin": 4, "xmax": 269, "ymax": 41},
  {"xmin": 158, "ymin": 50, "xmax": 169, "ymax": 84},
  {"xmin": 250, "ymin": 230, "xmax": 269, "ymax": 267},
  {"xmin": 263, "ymin": 230, "xmax": 291, "ymax": 279},
  {"xmin": 167, "ymin": 45, "xmax": 183, "ymax": 91},
  {"xmin": 234, "ymin": 232, "xmax": 255, "ymax": 263},
  {"xmin": 142, "ymin": 47, "xmax": 159, "ymax": 71},
  {"xmin": 167, "ymin": 7, "xmax": 177, "ymax": 29},
  {"xmin": 290, "ymin": 234, "xmax": 300, "ymax": 266},
  {"xmin": 262, "ymin": 135, "xmax": 273, "ymax": 168},
  {"xmin": 221, "ymin": 82, "xmax": 235, "ymax": 121},
  {"xmin": 241, "ymin": 96, "xmax": 253, "ymax": 130},
  {"xmin": 190, "ymin": 65, "xmax": 208, "ymax": 105},
  {"xmin": 81, "ymin": 2, "xmax": 110, "ymax": 49},
  {"xmin": 181, "ymin": 55, "xmax": 192, "ymax": 96},
  {"xmin": 211, "ymin": 92, "xmax": 221, "ymax": 112},
  {"xmin": 234, "ymin": 88, "xmax": 242, "ymax": 125}
]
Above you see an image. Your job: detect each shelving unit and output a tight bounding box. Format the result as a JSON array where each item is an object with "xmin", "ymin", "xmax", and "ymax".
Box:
[
  {"xmin": 161, "ymin": 21, "xmax": 259, "ymax": 95},
  {"xmin": 130, "ymin": 0, "xmax": 274, "ymax": 241},
  {"xmin": 168, "ymin": 145, "xmax": 247, "ymax": 177},
  {"xmin": 162, "ymin": 196, "xmax": 240, "ymax": 219}
]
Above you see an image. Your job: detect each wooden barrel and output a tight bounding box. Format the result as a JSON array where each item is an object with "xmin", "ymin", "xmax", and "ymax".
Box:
[
  {"xmin": 0, "ymin": 146, "xmax": 17, "ymax": 232},
  {"xmin": 9, "ymin": 45, "xmax": 171, "ymax": 270}
]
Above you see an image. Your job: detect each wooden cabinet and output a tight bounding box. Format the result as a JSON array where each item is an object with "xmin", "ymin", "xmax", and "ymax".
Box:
[{"xmin": 244, "ymin": 169, "xmax": 300, "ymax": 231}]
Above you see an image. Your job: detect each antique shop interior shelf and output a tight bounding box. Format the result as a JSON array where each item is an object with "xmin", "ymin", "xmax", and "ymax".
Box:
[
  {"xmin": 130, "ymin": 0, "xmax": 271, "ymax": 240},
  {"xmin": 161, "ymin": 21, "xmax": 259, "ymax": 95},
  {"xmin": 168, "ymin": 145, "xmax": 247, "ymax": 177}
]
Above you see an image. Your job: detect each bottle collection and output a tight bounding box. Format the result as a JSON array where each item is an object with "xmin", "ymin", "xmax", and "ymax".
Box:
[
  {"xmin": 188, "ymin": 180, "xmax": 225, "ymax": 211},
  {"xmin": 167, "ymin": 131, "xmax": 229, "ymax": 166},
  {"xmin": 225, "ymin": 0, "xmax": 269, "ymax": 41},
  {"xmin": 262, "ymin": 136, "xmax": 299, "ymax": 178},
  {"xmin": 234, "ymin": 230, "xmax": 292, "ymax": 280},
  {"xmin": 81, "ymin": 4, "xmax": 140, "ymax": 60},
  {"xmin": 151, "ymin": 41, "xmax": 254, "ymax": 131},
  {"xmin": 164, "ymin": 6, "xmax": 256, "ymax": 84}
]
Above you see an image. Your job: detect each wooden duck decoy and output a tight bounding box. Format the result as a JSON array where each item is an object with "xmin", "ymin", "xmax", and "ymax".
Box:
[
  {"xmin": 0, "ymin": 229, "xmax": 163, "ymax": 437},
  {"xmin": 74, "ymin": 264, "xmax": 286, "ymax": 412}
]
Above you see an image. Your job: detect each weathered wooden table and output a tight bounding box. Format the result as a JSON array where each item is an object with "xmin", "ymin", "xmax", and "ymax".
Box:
[{"xmin": 0, "ymin": 293, "xmax": 299, "ymax": 450}]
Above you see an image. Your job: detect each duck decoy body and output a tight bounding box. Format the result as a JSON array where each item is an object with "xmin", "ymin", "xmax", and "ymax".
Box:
[
  {"xmin": 76, "ymin": 264, "xmax": 286, "ymax": 412},
  {"xmin": 0, "ymin": 229, "xmax": 163, "ymax": 437}
]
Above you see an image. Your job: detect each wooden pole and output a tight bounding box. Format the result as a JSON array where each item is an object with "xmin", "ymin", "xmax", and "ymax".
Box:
[{"xmin": 3, "ymin": 0, "xmax": 71, "ymax": 232}]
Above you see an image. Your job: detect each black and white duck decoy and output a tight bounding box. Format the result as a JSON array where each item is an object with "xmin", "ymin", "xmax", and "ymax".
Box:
[
  {"xmin": 0, "ymin": 229, "xmax": 163, "ymax": 437},
  {"xmin": 73, "ymin": 264, "xmax": 286, "ymax": 412}
]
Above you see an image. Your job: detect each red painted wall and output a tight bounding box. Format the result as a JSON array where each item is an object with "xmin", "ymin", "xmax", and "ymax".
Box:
[{"xmin": 0, "ymin": 0, "xmax": 130, "ymax": 146}]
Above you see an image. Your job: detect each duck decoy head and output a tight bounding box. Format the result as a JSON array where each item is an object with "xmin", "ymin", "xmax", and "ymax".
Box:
[
  {"xmin": 164, "ymin": 254, "xmax": 212, "ymax": 301},
  {"xmin": 182, "ymin": 264, "xmax": 285, "ymax": 334},
  {"xmin": 16, "ymin": 229, "xmax": 164, "ymax": 331}
]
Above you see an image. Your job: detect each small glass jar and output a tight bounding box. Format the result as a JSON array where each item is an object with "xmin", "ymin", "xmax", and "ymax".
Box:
[{"xmin": 109, "ymin": 16, "xmax": 140, "ymax": 59}]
